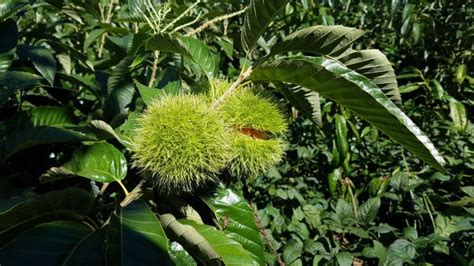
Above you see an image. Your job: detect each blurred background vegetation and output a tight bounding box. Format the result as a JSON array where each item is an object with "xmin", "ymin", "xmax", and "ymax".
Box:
[
  {"xmin": 0, "ymin": 0, "xmax": 472, "ymax": 265},
  {"xmin": 244, "ymin": 1, "xmax": 473, "ymax": 265}
]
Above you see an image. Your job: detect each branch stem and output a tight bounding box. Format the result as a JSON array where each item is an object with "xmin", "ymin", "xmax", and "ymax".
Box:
[
  {"xmin": 250, "ymin": 203, "xmax": 285, "ymax": 266},
  {"xmin": 186, "ymin": 7, "xmax": 248, "ymax": 36},
  {"xmin": 148, "ymin": 51, "xmax": 160, "ymax": 87},
  {"xmin": 120, "ymin": 179, "xmax": 146, "ymax": 207},
  {"xmin": 117, "ymin": 180, "xmax": 130, "ymax": 196},
  {"xmin": 211, "ymin": 67, "xmax": 252, "ymax": 109}
]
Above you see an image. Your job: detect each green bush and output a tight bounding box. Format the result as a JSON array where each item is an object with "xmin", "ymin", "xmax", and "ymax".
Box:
[{"xmin": 0, "ymin": 0, "xmax": 471, "ymax": 265}]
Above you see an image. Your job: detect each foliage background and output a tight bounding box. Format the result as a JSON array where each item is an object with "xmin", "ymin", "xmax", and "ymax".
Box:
[{"xmin": 0, "ymin": 0, "xmax": 472, "ymax": 265}]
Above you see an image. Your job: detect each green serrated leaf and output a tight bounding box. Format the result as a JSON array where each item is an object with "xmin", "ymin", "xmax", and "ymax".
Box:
[
  {"xmin": 250, "ymin": 56, "xmax": 445, "ymax": 169},
  {"xmin": 160, "ymin": 213, "xmax": 221, "ymax": 265},
  {"xmin": 278, "ymin": 84, "xmax": 322, "ymax": 125},
  {"xmin": 449, "ymin": 98, "xmax": 467, "ymax": 133},
  {"xmin": 180, "ymin": 219, "xmax": 259, "ymax": 266},
  {"xmin": 241, "ymin": 0, "xmax": 289, "ymax": 52},
  {"xmin": 338, "ymin": 49, "xmax": 401, "ymax": 105},
  {"xmin": 202, "ymin": 188, "xmax": 266, "ymax": 265},
  {"xmin": 17, "ymin": 45, "xmax": 57, "ymax": 86},
  {"xmin": 358, "ymin": 198, "xmax": 381, "ymax": 224},
  {"xmin": 269, "ymin": 25, "xmax": 364, "ymax": 57},
  {"xmin": 0, "ymin": 107, "xmax": 93, "ymax": 162},
  {"xmin": 0, "ymin": 71, "xmax": 42, "ymax": 106},
  {"xmin": 0, "ymin": 50, "xmax": 15, "ymax": 73}
]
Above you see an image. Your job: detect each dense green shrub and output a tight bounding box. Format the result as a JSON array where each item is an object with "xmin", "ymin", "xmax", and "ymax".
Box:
[{"xmin": 0, "ymin": 0, "xmax": 471, "ymax": 265}]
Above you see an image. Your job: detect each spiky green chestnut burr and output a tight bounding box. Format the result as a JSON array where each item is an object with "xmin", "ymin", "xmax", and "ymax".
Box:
[
  {"xmin": 131, "ymin": 94, "xmax": 231, "ymax": 193},
  {"xmin": 208, "ymin": 79, "xmax": 288, "ymax": 177}
]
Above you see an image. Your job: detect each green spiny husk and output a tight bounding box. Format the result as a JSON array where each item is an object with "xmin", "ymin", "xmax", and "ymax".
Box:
[
  {"xmin": 208, "ymin": 79, "xmax": 288, "ymax": 177},
  {"xmin": 228, "ymin": 134, "xmax": 284, "ymax": 177},
  {"xmin": 132, "ymin": 94, "xmax": 232, "ymax": 193}
]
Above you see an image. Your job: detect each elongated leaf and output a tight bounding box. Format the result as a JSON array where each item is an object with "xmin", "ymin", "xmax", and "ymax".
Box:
[
  {"xmin": 339, "ymin": 49, "xmax": 401, "ymax": 105},
  {"xmin": 0, "ymin": 71, "xmax": 42, "ymax": 106},
  {"xmin": 108, "ymin": 56, "xmax": 133, "ymax": 93},
  {"xmin": 278, "ymin": 84, "xmax": 322, "ymax": 125},
  {"xmin": 170, "ymin": 241, "xmax": 197, "ymax": 266},
  {"xmin": 0, "ymin": 188, "xmax": 94, "ymax": 246},
  {"xmin": 0, "ymin": 221, "xmax": 91, "ymax": 264},
  {"xmin": 104, "ymin": 82, "xmax": 135, "ymax": 120},
  {"xmin": 449, "ymin": 98, "xmax": 467, "ymax": 133},
  {"xmin": 160, "ymin": 213, "xmax": 221, "ymax": 265},
  {"xmin": 0, "ymin": 2, "xmax": 28, "ymax": 21},
  {"xmin": 241, "ymin": 0, "xmax": 289, "ymax": 52},
  {"xmin": 84, "ymin": 29, "xmax": 107, "ymax": 51},
  {"xmin": 63, "ymin": 142, "xmax": 127, "ymax": 183},
  {"xmin": 146, "ymin": 33, "xmax": 219, "ymax": 77},
  {"xmin": 250, "ymin": 56, "xmax": 445, "ymax": 168},
  {"xmin": 180, "ymin": 219, "xmax": 259, "ymax": 266},
  {"xmin": 106, "ymin": 201, "xmax": 172, "ymax": 266},
  {"xmin": 88, "ymin": 120, "xmax": 125, "ymax": 145},
  {"xmin": 180, "ymin": 36, "xmax": 219, "ymax": 76},
  {"xmin": 63, "ymin": 228, "xmax": 106, "ymax": 266},
  {"xmin": 0, "ymin": 106, "xmax": 92, "ymax": 162},
  {"xmin": 358, "ymin": 197, "xmax": 381, "ymax": 224},
  {"xmin": 202, "ymin": 188, "xmax": 265, "ymax": 266},
  {"xmin": 0, "ymin": 50, "xmax": 15, "ymax": 73},
  {"xmin": 268, "ymin": 25, "xmax": 364, "ymax": 57},
  {"xmin": 135, "ymin": 79, "xmax": 161, "ymax": 106},
  {"xmin": 3, "ymin": 106, "xmax": 75, "ymax": 129},
  {"xmin": 18, "ymin": 45, "xmax": 57, "ymax": 85},
  {"xmin": 0, "ymin": 126, "xmax": 94, "ymax": 163}
]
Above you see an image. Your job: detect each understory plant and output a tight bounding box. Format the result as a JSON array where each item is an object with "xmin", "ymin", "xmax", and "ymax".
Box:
[{"xmin": 0, "ymin": 0, "xmax": 470, "ymax": 265}]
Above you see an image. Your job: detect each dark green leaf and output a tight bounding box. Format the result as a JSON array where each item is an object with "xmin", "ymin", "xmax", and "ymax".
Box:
[
  {"xmin": 449, "ymin": 98, "xmax": 467, "ymax": 133},
  {"xmin": 250, "ymin": 56, "xmax": 445, "ymax": 169},
  {"xmin": 338, "ymin": 49, "xmax": 401, "ymax": 105},
  {"xmin": 278, "ymin": 84, "xmax": 321, "ymax": 125},
  {"xmin": 0, "ymin": 221, "xmax": 91, "ymax": 264},
  {"xmin": 63, "ymin": 228, "xmax": 106, "ymax": 266},
  {"xmin": 63, "ymin": 142, "xmax": 127, "ymax": 183},
  {"xmin": 241, "ymin": 0, "xmax": 289, "ymax": 52},
  {"xmin": 283, "ymin": 239, "xmax": 303, "ymax": 265},
  {"xmin": 0, "ymin": 50, "xmax": 15, "ymax": 73},
  {"xmin": 135, "ymin": 79, "xmax": 161, "ymax": 106},
  {"xmin": 334, "ymin": 199, "xmax": 353, "ymax": 225},
  {"xmin": 170, "ymin": 241, "xmax": 197, "ymax": 266},
  {"xmin": 0, "ymin": 2, "xmax": 28, "ymax": 21},
  {"xmin": 116, "ymin": 111, "xmax": 140, "ymax": 149},
  {"xmin": 104, "ymin": 82, "xmax": 135, "ymax": 120},
  {"xmin": 0, "ymin": 71, "xmax": 42, "ymax": 106},
  {"xmin": 386, "ymin": 239, "xmax": 415, "ymax": 264},
  {"xmin": 146, "ymin": 34, "xmax": 219, "ymax": 77},
  {"xmin": 268, "ymin": 25, "xmax": 364, "ymax": 57},
  {"xmin": 0, "ymin": 188, "xmax": 94, "ymax": 246},
  {"xmin": 88, "ymin": 120, "xmax": 125, "ymax": 145},
  {"xmin": 357, "ymin": 198, "xmax": 381, "ymax": 224},
  {"xmin": 180, "ymin": 219, "xmax": 259, "ymax": 266},
  {"xmin": 0, "ymin": 106, "xmax": 87, "ymax": 162},
  {"xmin": 106, "ymin": 201, "xmax": 172, "ymax": 265},
  {"xmin": 336, "ymin": 252, "xmax": 353, "ymax": 266},
  {"xmin": 18, "ymin": 45, "xmax": 57, "ymax": 85},
  {"xmin": 203, "ymin": 188, "xmax": 266, "ymax": 265}
]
